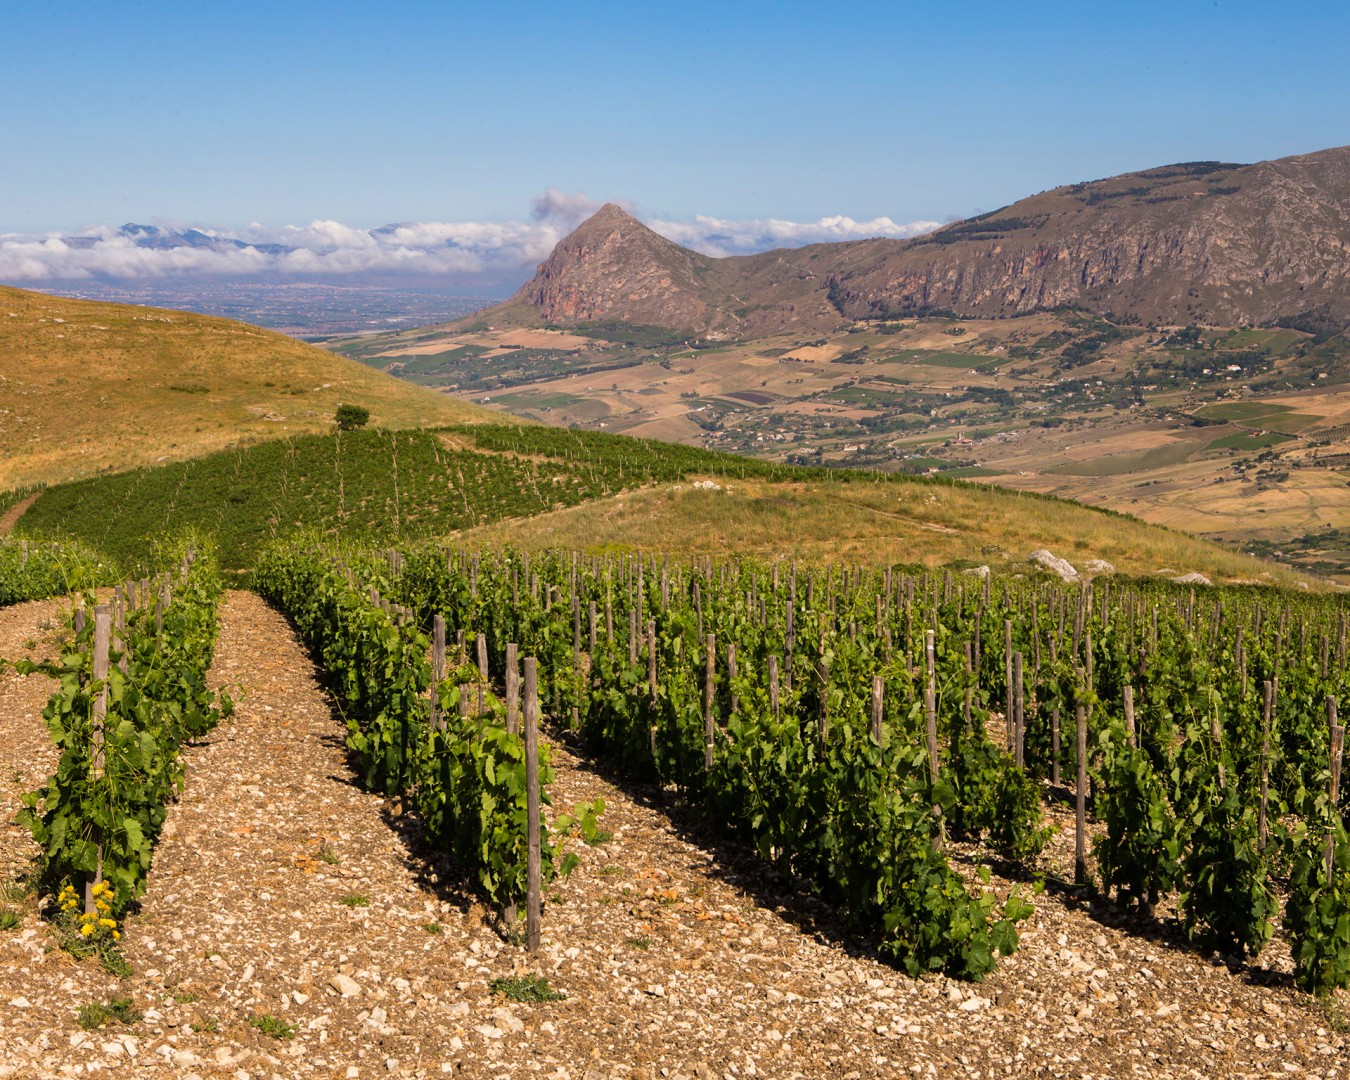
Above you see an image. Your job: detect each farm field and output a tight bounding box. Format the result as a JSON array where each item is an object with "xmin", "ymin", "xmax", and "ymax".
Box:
[{"xmin": 330, "ymin": 311, "xmax": 1350, "ymax": 581}]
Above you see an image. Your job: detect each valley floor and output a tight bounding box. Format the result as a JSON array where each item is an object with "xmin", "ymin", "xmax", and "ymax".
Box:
[{"xmin": 0, "ymin": 594, "xmax": 1345, "ymax": 1079}]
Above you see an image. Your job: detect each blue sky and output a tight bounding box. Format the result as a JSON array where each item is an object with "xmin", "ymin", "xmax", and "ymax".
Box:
[{"xmin": 2, "ymin": 0, "xmax": 1347, "ymax": 281}]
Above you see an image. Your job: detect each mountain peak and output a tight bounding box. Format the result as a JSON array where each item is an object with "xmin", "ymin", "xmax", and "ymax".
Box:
[{"xmin": 511, "ymin": 201, "xmax": 715, "ymax": 329}]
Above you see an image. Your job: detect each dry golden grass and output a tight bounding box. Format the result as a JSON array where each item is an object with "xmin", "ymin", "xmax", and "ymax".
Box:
[
  {"xmin": 452, "ymin": 477, "xmax": 1318, "ymax": 589},
  {"xmin": 0, "ymin": 285, "xmax": 499, "ymax": 489}
]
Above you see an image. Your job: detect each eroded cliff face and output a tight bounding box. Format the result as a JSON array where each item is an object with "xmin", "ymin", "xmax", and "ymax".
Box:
[
  {"xmin": 502, "ymin": 148, "xmax": 1350, "ymax": 335},
  {"xmin": 825, "ymin": 151, "xmax": 1350, "ymax": 326}
]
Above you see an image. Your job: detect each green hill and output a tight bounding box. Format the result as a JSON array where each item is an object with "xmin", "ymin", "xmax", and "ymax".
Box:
[{"xmin": 9, "ymin": 422, "xmax": 1316, "ymax": 588}]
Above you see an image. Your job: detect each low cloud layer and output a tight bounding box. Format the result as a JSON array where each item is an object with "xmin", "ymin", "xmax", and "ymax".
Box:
[
  {"xmin": 650, "ymin": 213, "xmax": 941, "ymax": 257},
  {"xmin": 0, "ymin": 194, "xmax": 939, "ymax": 285}
]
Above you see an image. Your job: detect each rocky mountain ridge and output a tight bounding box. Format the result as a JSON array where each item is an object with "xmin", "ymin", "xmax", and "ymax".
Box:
[{"xmin": 491, "ymin": 146, "xmax": 1350, "ymax": 335}]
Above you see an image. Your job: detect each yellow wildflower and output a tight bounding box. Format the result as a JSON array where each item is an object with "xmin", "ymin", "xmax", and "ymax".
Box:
[
  {"xmin": 111, "ymin": 930, "xmax": 120, "ymax": 940},
  {"xmin": 99, "ymin": 918, "xmax": 116, "ymax": 929},
  {"xmin": 79, "ymin": 923, "xmax": 94, "ymax": 937}
]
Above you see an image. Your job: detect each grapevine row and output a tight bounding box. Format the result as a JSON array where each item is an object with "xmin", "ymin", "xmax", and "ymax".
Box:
[
  {"xmin": 371, "ymin": 545, "xmax": 1347, "ymax": 988},
  {"xmin": 14, "ymin": 540, "xmax": 231, "ymax": 916},
  {"xmin": 252, "ymin": 542, "xmax": 598, "ymax": 935}
]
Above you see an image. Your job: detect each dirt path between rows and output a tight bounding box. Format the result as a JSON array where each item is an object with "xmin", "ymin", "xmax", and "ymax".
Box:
[
  {"xmin": 0, "ymin": 495, "xmax": 40, "ymax": 537},
  {"xmin": 0, "ymin": 590, "xmax": 1345, "ymax": 1078}
]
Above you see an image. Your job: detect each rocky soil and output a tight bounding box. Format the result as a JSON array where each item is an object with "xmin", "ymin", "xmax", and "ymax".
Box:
[{"xmin": 0, "ymin": 590, "xmax": 1345, "ymax": 1079}]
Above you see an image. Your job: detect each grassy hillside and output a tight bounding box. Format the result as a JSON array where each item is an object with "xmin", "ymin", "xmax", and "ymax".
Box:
[
  {"xmin": 10, "ymin": 422, "xmax": 1317, "ymax": 588},
  {"xmin": 0, "ymin": 284, "xmax": 497, "ymax": 490},
  {"xmin": 450, "ymin": 477, "xmax": 1312, "ymax": 587}
]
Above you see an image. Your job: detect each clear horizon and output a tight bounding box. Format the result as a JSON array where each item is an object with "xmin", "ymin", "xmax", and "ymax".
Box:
[{"xmin": 4, "ymin": 0, "xmax": 1348, "ymax": 287}]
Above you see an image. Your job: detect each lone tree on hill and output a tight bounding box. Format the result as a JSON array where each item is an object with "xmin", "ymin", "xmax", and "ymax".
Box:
[{"xmin": 334, "ymin": 404, "xmax": 370, "ymax": 431}]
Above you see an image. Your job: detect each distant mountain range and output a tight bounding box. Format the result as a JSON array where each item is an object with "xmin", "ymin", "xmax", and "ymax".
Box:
[
  {"xmin": 478, "ymin": 146, "xmax": 1350, "ymax": 336},
  {"xmin": 62, "ymin": 222, "xmax": 298, "ymax": 257}
]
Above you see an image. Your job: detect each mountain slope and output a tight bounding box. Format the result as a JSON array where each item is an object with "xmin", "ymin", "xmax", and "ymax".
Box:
[
  {"xmin": 475, "ymin": 147, "xmax": 1350, "ymax": 335},
  {"xmin": 0, "ymin": 284, "xmax": 499, "ymax": 489}
]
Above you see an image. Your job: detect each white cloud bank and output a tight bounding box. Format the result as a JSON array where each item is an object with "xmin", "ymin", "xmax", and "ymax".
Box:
[{"xmin": 0, "ymin": 193, "xmax": 940, "ymax": 284}]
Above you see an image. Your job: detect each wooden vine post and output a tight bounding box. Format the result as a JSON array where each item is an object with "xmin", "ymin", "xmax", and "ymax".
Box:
[
  {"xmin": 704, "ymin": 633, "xmax": 716, "ymax": 771},
  {"xmin": 924, "ymin": 630, "xmax": 943, "ymax": 847},
  {"xmin": 476, "ymin": 633, "xmax": 489, "ymax": 715},
  {"xmin": 1123, "ymin": 684, "xmax": 1136, "ymax": 750},
  {"xmin": 768, "ymin": 656, "xmax": 780, "ymax": 722},
  {"xmin": 1259, "ymin": 679, "xmax": 1273, "ymax": 850},
  {"xmin": 726, "ymin": 642, "xmax": 738, "ymax": 717},
  {"xmin": 1013, "ymin": 651, "xmax": 1025, "ymax": 767},
  {"xmin": 1003, "ymin": 619, "xmax": 1013, "ymax": 748},
  {"xmin": 504, "ymin": 644, "xmax": 520, "ymax": 736},
  {"xmin": 431, "ymin": 616, "xmax": 446, "ymax": 731},
  {"xmin": 1327, "ymin": 697, "xmax": 1343, "ymax": 880},
  {"xmin": 86, "ymin": 606, "xmax": 111, "ymax": 915},
  {"xmin": 524, "ymin": 658, "xmax": 541, "ymax": 953},
  {"xmin": 871, "ymin": 675, "xmax": 884, "ymax": 745},
  {"xmin": 1075, "ymin": 700, "xmax": 1088, "ymax": 888}
]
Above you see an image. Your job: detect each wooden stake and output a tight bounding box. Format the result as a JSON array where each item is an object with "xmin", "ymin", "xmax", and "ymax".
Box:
[
  {"xmin": 505, "ymin": 644, "xmax": 520, "ymax": 736},
  {"xmin": 1123, "ymin": 684, "xmax": 1135, "ymax": 750},
  {"xmin": 925, "ymin": 630, "xmax": 942, "ymax": 848},
  {"xmin": 871, "ymin": 675, "xmax": 884, "ymax": 744},
  {"xmin": 1327, "ymin": 697, "xmax": 1342, "ymax": 880},
  {"xmin": 1004, "ymin": 619, "xmax": 1014, "ymax": 747},
  {"xmin": 431, "ymin": 616, "xmax": 446, "ymax": 731},
  {"xmin": 1013, "ymin": 651, "xmax": 1025, "ymax": 767},
  {"xmin": 1075, "ymin": 702, "xmax": 1088, "ymax": 887},
  {"xmin": 704, "ymin": 634, "xmax": 716, "ymax": 770},
  {"xmin": 647, "ymin": 621, "xmax": 657, "ymax": 707},
  {"xmin": 768, "ymin": 655, "xmax": 780, "ymax": 721},
  {"xmin": 1259, "ymin": 679, "xmax": 1272, "ymax": 851},
  {"xmin": 476, "ymin": 633, "xmax": 489, "ymax": 715},
  {"xmin": 524, "ymin": 658, "xmax": 541, "ymax": 952},
  {"xmin": 726, "ymin": 642, "xmax": 738, "ymax": 716},
  {"xmin": 1051, "ymin": 704, "xmax": 1061, "ymax": 786}
]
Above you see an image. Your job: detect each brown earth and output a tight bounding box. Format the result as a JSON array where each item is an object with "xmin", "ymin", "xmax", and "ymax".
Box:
[{"xmin": 0, "ymin": 593, "xmax": 1345, "ymax": 1078}]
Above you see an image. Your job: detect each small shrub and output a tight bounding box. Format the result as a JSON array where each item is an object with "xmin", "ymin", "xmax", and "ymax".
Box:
[
  {"xmin": 249, "ymin": 1013, "xmax": 296, "ymax": 1040},
  {"xmin": 77, "ymin": 1002, "xmax": 110, "ymax": 1030},
  {"xmin": 340, "ymin": 893, "xmax": 370, "ymax": 908},
  {"xmin": 334, "ymin": 404, "xmax": 371, "ymax": 431},
  {"xmin": 489, "ymin": 974, "xmax": 567, "ymax": 1003},
  {"xmin": 78, "ymin": 996, "xmax": 140, "ymax": 1029},
  {"xmin": 0, "ymin": 909, "xmax": 21, "ymax": 930}
]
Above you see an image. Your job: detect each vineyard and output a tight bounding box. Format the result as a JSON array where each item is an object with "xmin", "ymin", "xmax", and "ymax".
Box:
[
  {"xmin": 254, "ymin": 539, "xmax": 1349, "ymax": 989},
  {"xmin": 10, "ymin": 421, "xmax": 1285, "ymax": 584},
  {"xmin": 1, "ymin": 529, "xmax": 1349, "ymax": 1075}
]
